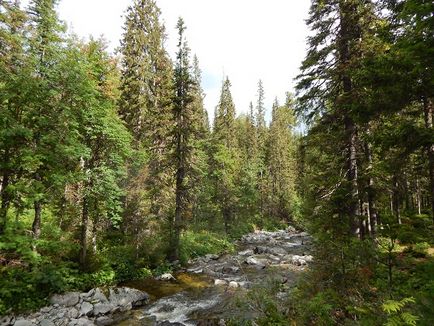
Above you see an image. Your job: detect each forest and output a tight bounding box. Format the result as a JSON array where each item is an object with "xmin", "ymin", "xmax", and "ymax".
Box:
[{"xmin": 0, "ymin": 0, "xmax": 433, "ymax": 325}]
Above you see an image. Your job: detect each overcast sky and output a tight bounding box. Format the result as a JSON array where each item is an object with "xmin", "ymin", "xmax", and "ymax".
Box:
[{"xmin": 52, "ymin": 0, "xmax": 310, "ymax": 120}]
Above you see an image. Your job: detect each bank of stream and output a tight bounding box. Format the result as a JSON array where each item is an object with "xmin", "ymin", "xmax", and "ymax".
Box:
[{"xmin": 117, "ymin": 227, "xmax": 313, "ymax": 325}]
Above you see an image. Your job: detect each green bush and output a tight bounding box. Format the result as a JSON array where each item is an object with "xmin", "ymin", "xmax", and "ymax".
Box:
[{"xmin": 179, "ymin": 230, "xmax": 235, "ymax": 264}]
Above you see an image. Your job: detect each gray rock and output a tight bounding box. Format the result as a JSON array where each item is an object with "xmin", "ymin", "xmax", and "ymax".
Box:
[
  {"xmin": 222, "ymin": 266, "xmax": 240, "ymax": 274},
  {"xmin": 108, "ymin": 287, "xmax": 149, "ymax": 308},
  {"xmin": 79, "ymin": 302, "xmax": 93, "ymax": 317},
  {"xmin": 92, "ymin": 289, "xmax": 108, "ymax": 303},
  {"xmin": 156, "ymin": 273, "xmax": 175, "ymax": 281},
  {"xmin": 39, "ymin": 319, "xmax": 55, "ymax": 326},
  {"xmin": 13, "ymin": 320, "xmax": 33, "ymax": 326},
  {"xmin": 95, "ymin": 316, "xmax": 113, "ymax": 326},
  {"xmin": 214, "ymin": 279, "xmax": 227, "ymax": 286},
  {"xmin": 238, "ymin": 249, "xmax": 254, "ymax": 256},
  {"xmin": 205, "ymin": 254, "xmax": 219, "ymax": 260},
  {"xmin": 50, "ymin": 292, "xmax": 80, "ymax": 307},
  {"xmin": 80, "ymin": 289, "xmax": 95, "ymax": 301},
  {"xmin": 228, "ymin": 281, "xmax": 239, "ymax": 288},
  {"xmin": 0, "ymin": 316, "xmax": 13, "ymax": 326},
  {"xmin": 93, "ymin": 303, "xmax": 114, "ymax": 316},
  {"xmin": 40, "ymin": 306, "xmax": 52, "ymax": 313},
  {"xmin": 74, "ymin": 318, "xmax": 95, "ymax": 326},
  {"xmin": 68, "ymin": 308, "xmax": 79, "ymax": 319},
  {"xmin": 245, "ymin": 256, "xmax": 267, "ymax": 267}
]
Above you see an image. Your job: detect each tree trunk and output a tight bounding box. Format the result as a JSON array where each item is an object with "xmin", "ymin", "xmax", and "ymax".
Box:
[
  {"xmin": 416, "ymin": 178, "xmax": 422, "ymax": 215},
  {"xmin": 338, "ymin": 1, "xmax": 361, "ymax": 236},
  {"xmin": 79, "ymin": 196, "xmax": 89, "ymax": 269},
  {"xmin": 0, "ymin": 171, "xmax": 10, "ymax": 235},
  {"xmin": 345, "ymin": 116, "xmax": 360, "ymax": 234},
  {"xmin": 392, "ymin": 175, "xmax": 401, "ymax": 224},
  {"xmin": 32, "ymin": 200, "xmax": 42, "ymax": 251},
  {"xmin": 172, "ymin": 130, "xmax": 185, "ymax": 262},
  {"xmin": 364, "ymin": 140, "xmax": 378, "ymax": 237},
  {"xmin": 423, "ymin": 97, "xmax": 434, "ymax": 222}
]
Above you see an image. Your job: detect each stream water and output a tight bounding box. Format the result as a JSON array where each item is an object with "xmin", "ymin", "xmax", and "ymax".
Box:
[{"xmin": 116, "ymin": 228, "xmax": 312, "ymax": 326}]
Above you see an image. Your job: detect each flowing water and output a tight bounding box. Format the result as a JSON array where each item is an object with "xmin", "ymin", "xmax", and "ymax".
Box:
[{"xmin": 116, "ymin": 228, "xmax": 312, "ymax": 325}]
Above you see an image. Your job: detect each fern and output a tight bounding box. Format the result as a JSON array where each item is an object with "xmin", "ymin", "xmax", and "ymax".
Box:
[{"xmin": 382, "ymin": 297, "xmax": 419, "ymax": 326}]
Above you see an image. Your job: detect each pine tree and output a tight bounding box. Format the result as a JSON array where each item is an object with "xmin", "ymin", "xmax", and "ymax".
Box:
[
  {"xmin": 170, "ymin": 17, "xmax": 201, "ymax": 260},
  {"xmin": 296, "ymin": 0, "xmax": 380, "ymax": 235},
  {"xmin": 211, "ymin": 76, "xmax": 239, "ymax": 233},
  {"xmin": 0, "ymin": 0, "xmax": 29, "ymax": 234},
  {"xmin": 27, "ymin": 0, "xmax": 67, "ymax": 249},
  {"xmin": 266, "ymin": 95, "xmax": 297, "ymax": 221},
  {"xmin": 118, "ymin": 0, "xmax": 174, "ymax": 236}
]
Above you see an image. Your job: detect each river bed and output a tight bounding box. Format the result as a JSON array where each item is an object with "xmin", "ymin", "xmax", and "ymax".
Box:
[{"xmin": 116, "ymin": 228, "xmax": 312, "ymax": 325}]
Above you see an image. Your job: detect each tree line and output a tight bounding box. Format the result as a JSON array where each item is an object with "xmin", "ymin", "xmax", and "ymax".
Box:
[
  {"xmin": 0, "ymin": 1, "xmax": 298, "ymax": 311},
  {"xmin": 290, "ymin": 0, "xmax": 434, "ymax": 324}
]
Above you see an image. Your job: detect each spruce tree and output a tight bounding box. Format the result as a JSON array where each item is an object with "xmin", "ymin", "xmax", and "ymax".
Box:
[
  {"xmin": 0, "ymin": 0, "xmax": 28, "ymax": 234},
  {"xmin": 170, "ymin": 17, "xmax": 201, "ymax": 260}
]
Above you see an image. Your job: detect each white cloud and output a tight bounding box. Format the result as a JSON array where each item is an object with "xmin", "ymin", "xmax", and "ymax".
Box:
[{"xmin": 28, "ymin": 0, "xmax": 311, "ymax": 120}]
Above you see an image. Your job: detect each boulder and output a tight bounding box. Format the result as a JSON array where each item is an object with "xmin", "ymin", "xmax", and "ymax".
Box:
[
  {"xmin": 39, "ymin": 320, "xmax": 55, "ymax": 326},
  {"xmin": 245, "ymin": 256, "xmax": 267, "ymax": 268},
  {"xmin": 49, "ymin": 292, "xmax": 80, "ymax": 307},
  {"xmin": 13, "ymin": 320, "xmax": 33, "ymax": 326},
  {"xmin": 221, "ymin": 266, "xmax": 240, "ymax": 274},
  {"xmin": 95, "ymin": 316, "xmax": 113, "ymax": 326},
  {"xmin": 79, "ymin": 302, "xmax": 94, "ymax": 317},
  {"xmin": 214, "ymin": 279, "xmax": 227, "ymax": 286},
  {"xmin": 205, "ymin": 254, "xmax": 219, "ymax": 260},
  {"xmin": 68, "ymin": 308, "xmax": 79, "ymax": 319},
  {"xmin": 228, "ymin": 281, "xmax": 239, "ymax": 288},
  {"xmin": 238, "ymin": 249, "xmax": 254, "ymax": 256},
  {"xmin": 74, "ymin": 318, "xmax": 96, "ymax": 326},
  {"xmin": 91, "ymin": 289, "xmax": 108, "ymax": 304},
  {"xmin": 156, "ymin": 273, "xmax": 176, "ymax": 281},
  {"xmin": 93, "ymin": 303, "xmax": 114, "ymax": 316},
  {"xmin": 108, "ymin": 287, "xmax": 149, "ymax": 308}
]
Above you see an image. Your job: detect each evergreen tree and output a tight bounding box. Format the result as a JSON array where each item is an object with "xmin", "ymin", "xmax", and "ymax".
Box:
[
  {"xmin": 211, "ymin": 76, "xmax": 239, "ymax": 233},
  {"xmin": 118, "ymin": 0, "xmax": 174, "ymax": 243},
  {"xmin": 170, "ymin": 17, "xmax": 201, "ymax": 260},
  {"xmin": 0, "ymin": 0, "xmax": 29, "ymax": 234}
]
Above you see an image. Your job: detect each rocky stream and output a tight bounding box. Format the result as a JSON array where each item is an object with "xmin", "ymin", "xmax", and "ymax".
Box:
[{"xmin": 1, "ymin": 228, "xmax": 312, "ymax": 326}]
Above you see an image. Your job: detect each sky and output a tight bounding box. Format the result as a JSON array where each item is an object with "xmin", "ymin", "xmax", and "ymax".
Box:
[{"xmin": 45, "ymin": 0, "xmax": 311, "ymax": 120}]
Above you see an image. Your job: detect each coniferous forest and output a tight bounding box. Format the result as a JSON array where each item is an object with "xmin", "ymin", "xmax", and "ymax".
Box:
[{"xmin": 0, "ymin": 0, "xmax": 433, "ymax": 325}]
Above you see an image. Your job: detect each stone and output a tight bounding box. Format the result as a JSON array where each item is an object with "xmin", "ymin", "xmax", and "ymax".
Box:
[
  {"xmin": 238, "ymin": 249, "xmax": 254, "ymax": 256},
  {"xmin": 93, "ymin": 303, "xmax": 114, "ymax": 316},
  {"xmin": 92, "ymin": 289, "xmax": 108, "ymax": 303},
  {"xmin": 221, "ymin": 266, "xmax": 240, "ymax": 274},
  {"xmin": 156, "ymin": 273, "xmax": 175, "ymax": 281},
  {"xmin": 40, "ymin": 307, "xmax": 52, "ymax": 313},
  {"xmin": 39, "ymin": 319, "xmax": 55, "ymax": 326},
  {"xmin": 108, "ymin": 287, "xmax": 149, "ymax": 308},
  {"xmin": 245, "ymin": 256, "xmax": 267, "ymax": 268},
  {"xmin": 68, "ymin": 308, "xmax": 79, "ymax": 319},
  {"xmin": 186, "ymin": 267, "xmax": 203, "ymax": 274},
  {"xmin": 13, "ymin": 320, "xmax": 33, "ymax": 326},
  {"xmin": 291, "ymin": 255, "xmax": 308, "ymax": 266},
  {"xmin": 80, "ymin": 289, "xmax": 95, "ymax": 300},
  {"xmin": 74, "ymin": 318, "xmax": 96, "ymax": 326},
  {"xmin": 0, "ymin": 316, "xmax": 13, "ymax": 326},
  {"xmin": 95, "ymin": 316, "xmax": 113, "ymax": 326},
  {"xmin": 228, "ymin": 281, "xmax": 239, "ymax": 288},
  {"xmin": 214, "ymin": 279, "xmax": 227, "ymax": 286},
  {"xmin": 79, "ymin": 302, "xmax": 94, "ymax": 317},
  {"xmin": 50, "ymin": 292, "xmax": 80, "ymax": 307},
  {"xmin": 205, "ymin": 254, "xmax": 219, "ymax": 260}
]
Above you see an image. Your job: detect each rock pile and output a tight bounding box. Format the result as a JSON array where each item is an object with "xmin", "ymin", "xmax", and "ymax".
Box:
[{"xmin": 1, "ymin": 287, "xmax": 149, "ymax": 326}]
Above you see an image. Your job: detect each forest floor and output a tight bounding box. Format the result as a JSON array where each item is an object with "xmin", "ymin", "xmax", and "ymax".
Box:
[{"xmin": 117, "ymin": 227, "xmax": 312, "ymax": 325}]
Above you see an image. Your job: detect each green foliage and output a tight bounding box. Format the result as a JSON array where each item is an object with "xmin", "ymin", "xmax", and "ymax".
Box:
[
  {"xmin": 179, "ymin": 230, "xmax": 234, "ymax": 265},
  {"xmin": 383, "ymin": 297, "xmax": 419, "ymax": 326}
]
